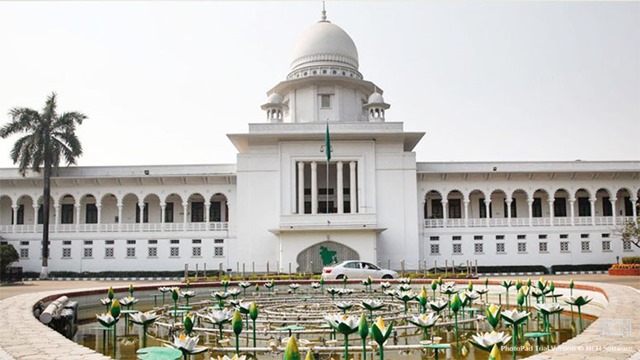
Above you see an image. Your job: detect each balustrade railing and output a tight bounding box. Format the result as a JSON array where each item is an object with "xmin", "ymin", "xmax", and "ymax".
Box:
[
  {"xmin": 0, "ymin": 221, "xmax": 229, "ymax": 234},
  {"xmin": 423, "ymin": 216, "xmax": 632, "ymax": 228}
]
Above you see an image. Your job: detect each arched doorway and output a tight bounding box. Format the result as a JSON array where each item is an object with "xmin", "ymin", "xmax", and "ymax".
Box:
[{"xmin": 296, "ymin": 241, "xmax": 359, "ymax": 273}]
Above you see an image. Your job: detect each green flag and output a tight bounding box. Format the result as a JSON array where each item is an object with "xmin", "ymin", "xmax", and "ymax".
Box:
[{"xmin": 325, "ymin": 123, "xmax": 331, "ymax": 161}]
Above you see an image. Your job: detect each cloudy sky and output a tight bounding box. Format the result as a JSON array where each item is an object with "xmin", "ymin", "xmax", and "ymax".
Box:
[{"xmin": 0, "ymin": 1, "xmax": 638, "ymax": 168}]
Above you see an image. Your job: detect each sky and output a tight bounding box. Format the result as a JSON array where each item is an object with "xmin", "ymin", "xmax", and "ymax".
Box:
[{"xmin": 0, "ymin": 1, "xmax": 638, "ymax": 168}]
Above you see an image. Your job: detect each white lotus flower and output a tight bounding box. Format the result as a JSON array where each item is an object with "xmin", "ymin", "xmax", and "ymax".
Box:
[
  {"xmin": 311, "ymin": 282, "xmax": 321, "ymax": 289},
  {"xmin": 173, "ymin": 333, "xmax": 199, "ymax": 352},
  {"xmin": 238, "ymin": 281, "xmax": 251, "ymax": 288},
  {"xmin": 325, "ymin": 314, "xmax": 359, "ymax": 334},
  {"xmin": 501, "ymin": 309, "xmax": 530, "ymax": 325},
  {"xmin": 226, "ymin": 288, "xmax": 242, "ymax": 297},
  {"xmin": 99, "ymin": 298, "xmax": 112, "ymax": 306},
  {"xmin": 129, "ymin": 311, "xmax": 159, "ymax": 325},
  {"xmin": 158, "ymin": 286, "xmax": 173, "ymax": 293},
  {"xmin": 119, "ymin": 296, "xmax": 138, "ymax": 307},
  {"xmin": 199, "ymin": 308, "xmax": 234, "ymax": 325},
  {"xmin": 464, "ymin": 290, "xmax": 480, "ymax": 301},
  {"xmin": 380, "ymin": 282, "xmax": 392, "ymax": 289},
  {"xmin": 361, "ymin": 299, "xmax": 384, "ymax": 310},
  {"xmin": 180, "ymin": 290, "xmax": 196, "ymax": 298},
  {"xmin": 535, "ymin": 303, "xmax": 563, "ymax": 315},
  {"xmin": 289, "ymin": 283, "xmax": 301, "ymax": 289},
  {"xmin": 96, "ymin": 313, "xmax": 117, "ymax": 327},
  {"xmin": 217, "ymin": 355, "xmax": 247, "ymax": 360},
  {"xmin": 408, "ymin": 312, "xmax": 440, "ymax": 328},
  {"xmin": 470, "ymin": 331, "xmax": 512, "ymax": 352}
]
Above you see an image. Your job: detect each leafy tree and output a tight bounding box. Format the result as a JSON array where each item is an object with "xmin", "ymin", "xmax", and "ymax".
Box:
[
  {"xmin": 0, "ymin": 243, "xmax": 19, "ymax": 282},
  {"xmin": 621, "ymin": 216, "xmax": 640, "ymax": 249},
  {"xmin": 0, "ymin": 93, "xmax": 87, "ymax": 279}
]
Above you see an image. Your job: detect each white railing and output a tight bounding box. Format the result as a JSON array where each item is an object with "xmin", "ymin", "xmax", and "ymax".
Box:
[
  {"xmin": 423, "ymin": 215, "xmax": 631, "ymax": 228},
  {"xmin": 0, "ymin": 222, "xmax": 229, "ymax": 234}
]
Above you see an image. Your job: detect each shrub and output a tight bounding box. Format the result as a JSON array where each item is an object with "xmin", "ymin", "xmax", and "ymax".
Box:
[
  {"xmin": 0, "ymin": 244, "xmax": 19, "ymax": 281},
  {"xmin": 610, "ymin": 263, "xmax": 640, "ymax": 270},
  {"xmin": 622, "ymin": 256, "xmax": 640, "ymax": 264}
]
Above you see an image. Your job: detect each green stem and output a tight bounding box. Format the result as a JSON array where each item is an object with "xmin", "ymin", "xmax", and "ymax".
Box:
[
  {"xmin": 235, "ymin": 334, "xmax": 240, "ymax": 355},
  {"xmin": 219, "ymin": 324, "xmax": 224, "ymax": 339},
  {"xmin": 142, "ymin": 324, "xmax": 148, "ymax": 347},
  {"xmin": 512, "ymin": 325, "xmax": 518, "ymax": 360},
  {"xmin": 578, "ymin": 306, "xmax": 583, "ymax": 333},
  {"xmin": 113, "ymin": 323, "xmax": 117, "ymax": 359},
  {"xmin": 252, "ymin": 319, "xmax": 257, "ymax": 349},
  {"xmin": 454, "ymin": 312, "xmax": 459, "ymax": 351},
  {"xmin": 378, "ymin": 341, "xmax": 384, "ymax": 360},
  {"xmin": 362, "ymin": 339, "xmax": 367, "ymax": 360},
  {"xmin": 344, "ymin": 333, "xmax": 349, "ymax": 360},
  {"xmin": 173, "ymin": 300, "xmax": 178, "ymax": 323}
]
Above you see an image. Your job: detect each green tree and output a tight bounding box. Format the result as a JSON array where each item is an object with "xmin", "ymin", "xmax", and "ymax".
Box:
[
  {"xmin": 0, "ymin": 243, "xmax": 19, "ymax": 282},
  {"xmin": 0, "ymin": 93, "xmax": 87, "ymax": 279},
  {"xmin": 621, "ymin": 216, "xmax": 640, "ymax": 249}
]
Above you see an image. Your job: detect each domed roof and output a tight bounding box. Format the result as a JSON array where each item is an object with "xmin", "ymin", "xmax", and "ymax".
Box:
[
  {"xmin": 267, "ymin": 93, "xmax": 283, "ymax": 104},
  {"xmin": 368, "ymin": 92, "xmax": 385, "ymax": 104},
  {"xmin": 290, "ymin": 19, "xmax": 359, "ymax": 73}
]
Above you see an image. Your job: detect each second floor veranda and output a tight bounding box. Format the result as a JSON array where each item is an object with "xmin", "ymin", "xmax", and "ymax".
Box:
[{"xmin": 423, "ymin": 186, "xmax": 639, "ymax": 229}]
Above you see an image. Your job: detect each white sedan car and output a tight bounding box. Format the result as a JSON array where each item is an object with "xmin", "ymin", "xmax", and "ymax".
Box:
[{"xmin": 321, "ymin": 260, "xmax": 398, "ymax": 280}]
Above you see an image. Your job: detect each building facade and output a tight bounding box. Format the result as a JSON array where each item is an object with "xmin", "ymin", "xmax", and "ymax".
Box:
[{"xmin": 1, "ymin": 13, "xmax": 638, "ymax": 274}]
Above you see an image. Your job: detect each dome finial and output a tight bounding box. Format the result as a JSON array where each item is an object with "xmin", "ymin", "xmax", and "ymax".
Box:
[{"xmin": 320, "ymin": 1, "xmax": 327, "ymax": 22}]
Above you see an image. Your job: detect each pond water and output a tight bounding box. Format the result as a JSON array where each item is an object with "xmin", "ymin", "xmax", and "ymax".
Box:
[{"xmin": 72, "ymin": 285, "xmax": 593, "ymax": 360}]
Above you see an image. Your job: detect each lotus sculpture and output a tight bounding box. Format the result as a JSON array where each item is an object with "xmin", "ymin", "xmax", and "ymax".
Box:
[
  {"xmin": 238, "ymin": 281, "xmax": 252, "ymax": 297},
  {"xmin": 325, "ymin": 314, "xmax": 359, "ymax": 360},
  {"xmin": 408, "ymin": 312, "xmax": 440, "ymax": 340},
  {"xmin": 371, "ymin": 316, "xmax": 393, "ymax": 360},
  {"xmin": 485, "ymin": 304, "xmax": 502, "ymax": 330},
  {"xmin": 180, "ymin": 290, "xmax": 196, "ymax": 306},
  {"xmin": 469, "ymin": 331, "xmax": 511, "ymax": 353},
  {"xmin": 361, "ymin": 299, "xmax": 384, "ymax": 322},
  {"xmin": 129, "ymin": 310, "xmax": 160, "ymax": 347},
  {"xmin": 395, "ymin": 290, "xmax": 417, "ymax": 314},
  {"xmin": 565, "ymin": 295, "xmax": 592, "ymax": 332},
  {"xmin": 501, "ymin": 309, "xmax": 530, "ymax": 359}
]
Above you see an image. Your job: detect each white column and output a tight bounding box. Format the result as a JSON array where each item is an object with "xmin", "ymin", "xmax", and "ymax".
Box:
[
  {"xmin": 463, "ymin": 200, "xmax": 470, "ymax": 227},
  {"xmin": 96, "ymin": 205, "xmax": 102, "ymax": 232},
  {"xmin": 548, "ymin": 199, "xmax": 554, "ymax": 227},
  {"xmin": 205, "ymin": 202, "xmax": 211, "ymax": 223},
  {"xmin": 311, "ymin": 161, "xmax": 318, "ymax": 215},
  {"xmin": 569, "ymin": 198, "xmax": 576, "ymax": 226},
  {"xmin": 32, "ymin": 205, "xmax": 39, "ymax": 230},
  {"xmin": 337, "ymin": 161, "xmax": 344, "ymax": 214},
  {"xmin": 221, "ymin": 200, "xmax": 227, "ymax": 222},
  {"xmin": 442, "ymin": 200, "xmax": 448, "ymax": 228},
  {"xmin": 75, "ymin": 204, "xmax": 81, "ymax": 232},
  {"xmin": 484, "ymin": 200, "xmax": 491, "ymax": 227},
  {"xmin": 116, "ymin": 203, "xmax": 122, "ymax": 231},
  {"xmin": 349, "ymin": 161, "xmax": 357, "ymax": 214},
  {"xmin": 590, "ymin": 199, "xmax": 596, "ymax": 226},
  {"xmin": 297, "ymin": 162, "xmax": 305, "ymax": 214},
  {"xmin": 611, "ymin": 198, "xmax": 617, "ymax": 225},
  {"xmin": 632, "ymin": 197, "xmax": 638, "ymax": 219},
  {"xmin": 506, "ymin": 199, "xmax": 512, "ymax": 227},
  {"xmin": 55, "ymin": 204, "xmax": 61, "ymax": 232},
  {"xmin": 11, "ymin": 205, "xmax": 17, "ymax": 228},
  {"xmin": 527, "ymin": 199, "xmax": 533, "ymax": 226},
  {"xmin": 183, "ymin": 202, "xmax": 189, "ymax": 226},
  {"xmin": 160, "ymin": 203, "xmax": 166, "ymax": 225}
]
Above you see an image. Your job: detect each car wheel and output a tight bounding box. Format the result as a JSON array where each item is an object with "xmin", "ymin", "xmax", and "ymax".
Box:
[
  {"xmin": 336, "ymin": 274, "xmax": 345, "ymax": 280},
  {"xmin": 382, "ymin": 274, "xmax": 393, "ymax": 279}
]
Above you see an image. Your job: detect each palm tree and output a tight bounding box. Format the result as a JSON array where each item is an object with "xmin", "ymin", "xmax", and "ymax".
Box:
[{"xmin": 0, "ymin": 93, "xmax": 87, "ymax": 279}]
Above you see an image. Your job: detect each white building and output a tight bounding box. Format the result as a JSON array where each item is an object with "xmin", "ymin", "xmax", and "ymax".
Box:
[{"xmin": 1, "ymin": 12, "xmax": 638, "ymax": 275}]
